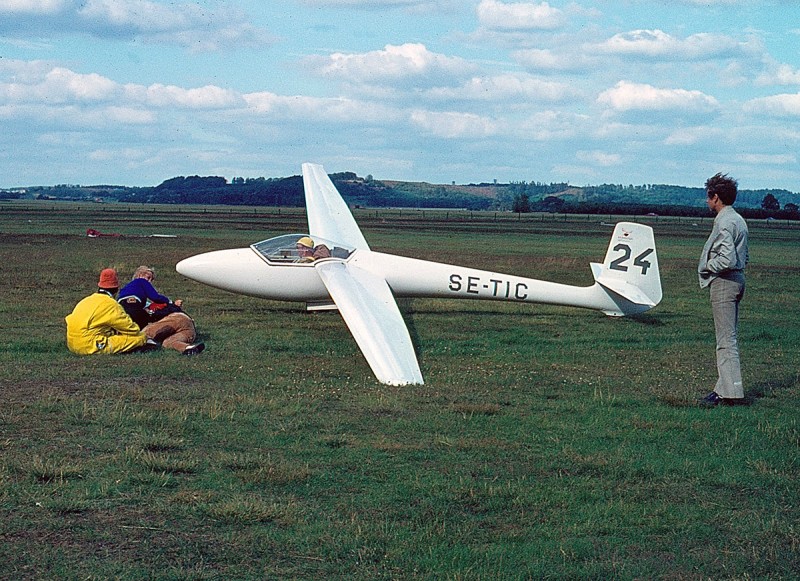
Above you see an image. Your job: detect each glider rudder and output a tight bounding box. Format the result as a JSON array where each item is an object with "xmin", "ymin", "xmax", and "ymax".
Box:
[{"xmin": 590, "ymin": 222, "xmax": 662, "ymax": 316}]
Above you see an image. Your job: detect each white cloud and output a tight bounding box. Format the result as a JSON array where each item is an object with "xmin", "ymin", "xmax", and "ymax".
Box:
[
  {"xmin": 597, "ymin": 81, "xmax": 719, "ymax": 113},
  {"xmin": 78, "ymin": 0, "xmax": 274, "ymax": 51},
  {"xmin": 46, "ymin": 67, "xmax": 118, "ymax": 101},
  {"xmin": 0, "ymin": 0, "xmax": 273, "ymax": 51},
  {"xmin": 757, "ymin": 63, "xmax": 800, "ymax": 86},
  {"xmin": 512, "ymin": 48, "xmax": 594, "ymax": 72},
  {"xmin": 576, "ymin": 150, "xmax": 622, "ymax": 167},
  {"xmin": 129, "ymin": 84, "xmax": 243, "ymax": 109},
  {"xmin": 774, "ymin": 64, "xmax": 800, "ymax": 85},
  {"xmin": 4, "ymin": 101, "xmax": 155, "ymax": 127},
  {"xmin": 424, "ymin": 73, "xmax": 575, "ymax": 102},
  {"xmin": 744, "ymin": 93, "xmax": 800, "ymax": 116},
  {"xmin": 594, "ymin": 29, "xmax": 746, "ymax": 61},
  {"xmin": 0, "ymin": 0, "xmax": 67, "ymax": 15},
  {"xmin": 0, "ymin": 63, "xmax": 247, "ymax": 111},
  {"xmin": 2, "ymin": 60, "xmax": 405, "ymax": 127},
  {"xmin": 78, "ymin": 0, "xmax": 189, "ymax": 32},
  {"xmin": 664, "ymin": 126, "xmax": 719, "ymax": 146},
  {"xmin": 518, "ymin": 110, "xmax": 583, "ymax": 141},
  {"xmin": 410, "ymin": 109, "xmax": 498, "ymax": 138},
  {"xmin": 736, "ymin": 153, "xmax": 797, "ymax": 165},
  {"xmin": 98, "ymin": 105, "xmax": 155, "ymax": 124},
  {"xmin": 0, "ymin": 58, "xmax": 54, "ymax": 82},
  {"xmin": 477, "ymin": 0, "xmax": 566, "ymax": 31},
  {"xmin": 310, "ymin": 43, "xmax": 475, "ymax": 88},
  {"xmin": 0, "ymin": 66, "xmax": 119, "ymax": 103},
  {"xmin": 299, "ymin": 0, "xmax": 431, "ymax": 6},
  {"xmin": 243, "ymin": 92, "xmax": 397, "ymax": 124}
]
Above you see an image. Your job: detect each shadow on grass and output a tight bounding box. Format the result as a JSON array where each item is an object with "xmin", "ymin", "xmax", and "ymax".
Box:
[
  {"xmin": 658, "ymin": 373, "xmax": 798, "ymax": 409},
  {"xmin": 625, "ymin": 313, "xmax": 665, "ymax": 326},
  {"xmin": 746, "ymin": 373, "xmax": 799, "ymax": 401}
]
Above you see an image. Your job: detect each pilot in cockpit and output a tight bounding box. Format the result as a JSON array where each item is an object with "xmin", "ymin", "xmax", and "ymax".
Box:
[{"xmin": 296, "ymin": 236, "xmax": 331, "ymax": 262}]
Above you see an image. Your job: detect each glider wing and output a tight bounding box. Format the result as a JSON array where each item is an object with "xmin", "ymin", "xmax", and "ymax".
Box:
[
  {"xmin": 302, "ymin": 163, "xmax": 370, "ymax": 251},
  {"xmin": 315, "ymin": 260, "xmax": 423, "ymax": 386}
]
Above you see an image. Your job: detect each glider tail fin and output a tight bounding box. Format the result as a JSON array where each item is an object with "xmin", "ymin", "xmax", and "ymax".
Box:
[{"xmin": 590, "ymin": 222, "xmax": 662, "ymax": 316}]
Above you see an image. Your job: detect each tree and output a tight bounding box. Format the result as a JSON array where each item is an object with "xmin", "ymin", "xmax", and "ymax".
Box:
[
  {"xmin": 512, "ymin": 192, "xmax": 530, "ymax": 213},
  {"xmin": 533, "ymin": 196, "xmax": 566, "ymax": 213},
  {"xmin": 761, "ymin": 193, "xmax": 780, "ymax": 211}
]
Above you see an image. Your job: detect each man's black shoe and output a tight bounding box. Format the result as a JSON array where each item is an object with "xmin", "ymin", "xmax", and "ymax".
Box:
[
  {"xmin": 700, "ymin": 391, "xmax": 722, "ymax": 406},
  {"xmin": 700, "ymin": 392, "xmax": 748, "ymax": 407},
  {"xmin": 182, "ymin": 342, "xmax": 205, "ymax": 356}
]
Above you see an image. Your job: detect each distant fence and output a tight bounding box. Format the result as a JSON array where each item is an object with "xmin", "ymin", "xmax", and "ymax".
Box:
[{"xmin": 2, "ymin": 200, "xmax": 798, "ymax": 230}]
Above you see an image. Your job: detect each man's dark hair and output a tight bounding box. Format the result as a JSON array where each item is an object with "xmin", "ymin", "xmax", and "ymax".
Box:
[{"xmin": 705, "ymin": 173, "xmax": 738, "ymax": 205}]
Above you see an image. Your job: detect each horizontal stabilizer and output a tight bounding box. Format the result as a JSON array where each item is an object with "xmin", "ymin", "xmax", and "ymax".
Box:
[{"xmin": 591, "ymin": 263, "xmax": 656, "ymax": 306}]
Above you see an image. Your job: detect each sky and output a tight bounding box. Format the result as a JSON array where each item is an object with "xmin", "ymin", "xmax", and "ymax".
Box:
[{"xmin": 1, "ymin": 1, "xmax": 799, "ymax": 190}]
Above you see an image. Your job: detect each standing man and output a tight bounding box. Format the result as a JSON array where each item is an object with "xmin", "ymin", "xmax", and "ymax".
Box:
[
  {"xmin": 698, "ymin": 173, "xmax": 749, "ymax": 406},
  {"xmin": 65, "ymin": 268, "xmax": 149, "ymax": 355}
]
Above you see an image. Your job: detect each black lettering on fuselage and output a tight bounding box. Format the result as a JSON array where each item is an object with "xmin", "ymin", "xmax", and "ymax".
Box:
[{"xmin": 448, "ymin": 273, "xmax": 529, "ymax": 301}]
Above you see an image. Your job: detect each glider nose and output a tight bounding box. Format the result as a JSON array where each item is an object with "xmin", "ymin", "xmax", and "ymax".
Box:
[
  {"xmin": 176, "ymin": 251, "xmax": 221, "ymax": 284},
  {"xmin": 176, "ymin": 248, "xmax": 267, "ymax": 295}
]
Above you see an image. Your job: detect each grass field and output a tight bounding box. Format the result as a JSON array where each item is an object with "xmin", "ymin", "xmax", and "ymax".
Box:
[{"xmin": 1, "ymin": 202, "xmax": 798, "ymax": 579}]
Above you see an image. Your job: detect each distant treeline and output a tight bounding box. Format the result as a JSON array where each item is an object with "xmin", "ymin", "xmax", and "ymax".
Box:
[
  {"xmin": 530, "ymin": 199, "xmax": 800, "ymax": 221},
  {"xmin": 6, "ymin": 172, "xmax": 799, "ymax": 219},
  {"xmin": 115, "ymin": 173, "xmax": 502, "ymax": 210},
  {"xmin": 507, "ymin": 181, "xmax": 798, "ymax": 209}
]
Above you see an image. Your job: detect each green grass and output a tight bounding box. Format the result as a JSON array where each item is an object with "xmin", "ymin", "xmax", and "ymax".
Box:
[{"xmin": 1, "ymin": 203, "xmax": 798, "ymax": 579}]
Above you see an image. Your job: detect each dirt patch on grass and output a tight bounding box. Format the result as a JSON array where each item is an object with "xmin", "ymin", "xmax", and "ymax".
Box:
[
  {"xmin": 0, "ymin": 379, "xmax": 89, "ymax": 404},
  {"xmin": 0, "ymin": 375, "xmax": 203, "ymax": 405},
  {"xmin": 1, "ymin": 506, "xmax": 229, "ymax": 577}
]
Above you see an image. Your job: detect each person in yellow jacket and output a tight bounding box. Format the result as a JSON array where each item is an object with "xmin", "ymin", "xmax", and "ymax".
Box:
[{"xmin": 65, "ymin": 268, "xmax": 149, "ymax": 355}]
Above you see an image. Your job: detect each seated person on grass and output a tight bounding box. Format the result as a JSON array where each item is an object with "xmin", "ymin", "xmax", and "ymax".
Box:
[
  {"xmin": 118, "ymin": 265, "xmax": 204, "ymax": 356},
  {"xmin": 65, "ymin": 268, "xmax": 149, "ymax": 355}
]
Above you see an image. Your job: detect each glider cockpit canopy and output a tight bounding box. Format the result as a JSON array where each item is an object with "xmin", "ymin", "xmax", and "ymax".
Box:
[{"xmin": 251, "ymin": 234, "xmax": 354, "ymax": 264}]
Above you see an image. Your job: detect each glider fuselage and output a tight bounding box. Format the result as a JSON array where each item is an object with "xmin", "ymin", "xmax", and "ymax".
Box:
[{"xmin": 176, "ymin": 241, "xmax": 642, "ymax": 315}]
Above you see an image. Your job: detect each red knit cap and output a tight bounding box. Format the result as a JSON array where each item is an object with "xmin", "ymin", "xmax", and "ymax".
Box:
[{"xmin": 98, "ymin": 268, "xmax": 119, "ymax": 289}]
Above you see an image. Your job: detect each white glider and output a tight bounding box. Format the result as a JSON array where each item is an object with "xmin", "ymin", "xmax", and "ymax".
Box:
[{"xmin": 176, "ymin": 163, "xmax": 662, "ymax": 386}]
